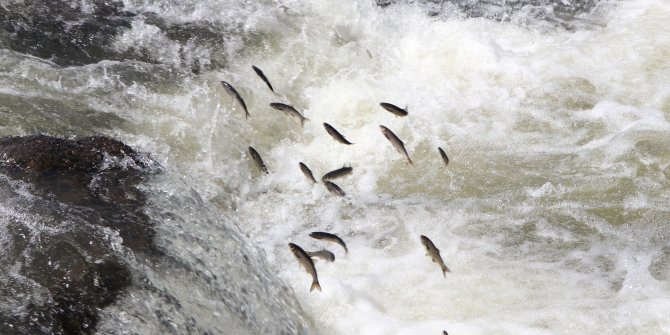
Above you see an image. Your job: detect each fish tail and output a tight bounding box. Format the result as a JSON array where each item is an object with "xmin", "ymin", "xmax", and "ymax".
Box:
[
  {"xmin": 310, "ymin": 281, "xmax": 321, "ymax": 292},
  {"xmin": 442, "ymin": 264, "xmax": 450, "ymax": 276}
]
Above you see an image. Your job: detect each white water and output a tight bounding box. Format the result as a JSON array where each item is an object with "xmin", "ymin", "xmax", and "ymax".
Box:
[{"xmin": 2, "ymin": 0, "xmax": 670, "ymax": 334}]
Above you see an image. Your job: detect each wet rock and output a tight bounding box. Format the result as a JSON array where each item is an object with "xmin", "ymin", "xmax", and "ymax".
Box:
[
  {"xmin": 0, "ymin": 0, "xmax": 136, "ymax": 66},
  {"xmin": 0, "ymin": 0, "xmax": 228, "ymax": 71},
  {"xmin": 0, "ymin": 135, "xmax": 157, "ymax": 335},
  {"xmin": 376, "ymin": 0, "xmax": 602, "ymax": 28}
]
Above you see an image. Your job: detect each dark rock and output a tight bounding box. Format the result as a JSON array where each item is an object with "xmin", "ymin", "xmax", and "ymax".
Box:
[
  {"xmin": 0, "ymin": 0, "xmax": 228, "ymax": 71},
  {"xmin": 0, "ymin": 0, "xmax": 136, "ymax": 66},
  {"xmin": 0, "ymin": 135, "xmax": 158, "ymax": 335},
  {"xmin": 376, "ymin": 0, "xmax": 602, "ymax": 28}
]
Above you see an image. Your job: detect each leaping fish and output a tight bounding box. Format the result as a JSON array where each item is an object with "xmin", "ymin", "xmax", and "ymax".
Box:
[
  {"xmin": 307, "ymin": 249, "xmax": 335, "ymax": 262},
  {"xmin": 289, "ymin": 243, "xmax": 321, "ymax": 292},
  {"xmin": 380, "ymin": 102, "xmax": 408, "ymax": 117},
  {"xmin": 309, "ymin": 232, "xmax": 348, "ymax": 254},
  {"xmin": 323, "ymin": 180, "xmax": 346, "ymax": 197},
  {"xmin": 438, "ymin": 147, "xmax": 449, "ymax": 167},
  {"xmin": 379, "ymin": 125, "xmax": 413, "ymax": 165},
  {"xmin": 323, "ymin": 123, "xmax": 354, "ymax": 145},
  {"xmin": 420, "ymin": 235, "xmax": 450, "ymax": 277},
  {"xmin": 270, "ymin": 103, "xmax": 309, "ymax": 127},
  {"xmin": 248, "ymin": 146, "xmax": 268, "ymax": 174},
  {"xmin": 251, "ymin": 65, "xmax": 274, "ymax": 92},
  {"xmin": 299, "ymin": 162, "xmax": 317, "ymax": 184},
  {"xmin": 220, "ymin": 81, "xmax": 249, "ymax": 119},
  {"xmin": 321, "ymin": 166, "xmax": 353, "ymax": 182}
]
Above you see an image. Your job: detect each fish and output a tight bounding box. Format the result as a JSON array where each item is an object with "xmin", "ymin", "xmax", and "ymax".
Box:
[
  {"xmin": 323, "ymin": 123, "xmax": 354, "ymax": 145},
  {"xmin": 323, "ymin": 180, "xmax": 346, "ymax": 197},
  {"xmin": 321, "ymin": 166, "xmax": 353, "ymax": 181},
  {"xmin": 248, "ymin": 146, "xmax": 268, "ymax": 174},
  {"xmin": 309, "ymin": 232, "xmax": 348, "ymax": 254},
  {"xmin": 251, "ymin": 65, "xmax": 274, "ymax": 92},
  {"xmin": 420, "ymin": 235, "xmax": 450, "ymax": 277},
  {"xmin": 220, "ymin": 81, "xmax": 249, "ymax": 119},
  {"xmin": 379, "ymin": 125, "xmax": 413, "ymax": 165},
  {"xmin": 438, "ymin": 147, "xmax": 449, "ymax": 166},
  {"xmin": 289, "ymin": 243, "xmax": 321, "ymax": 292},
  {"xmin": 299, "ymin": 162, "xmax": 317, "ymax": 184},
  {"xmin": 307, "ymin": 249, "xmax": 335, "ymax": 262},
  {"xmin": 380, "ymin": 102, "xmax": 408, "ymax": 117},
  {"xmin": 270, "ymin": 102, "xmax": 309, "ymax": 127}
]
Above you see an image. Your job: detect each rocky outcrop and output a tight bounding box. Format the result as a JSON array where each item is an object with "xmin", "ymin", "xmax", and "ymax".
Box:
[{"xmin": 0, "ymin": 135, "xmax": 157, "ymax": 335}]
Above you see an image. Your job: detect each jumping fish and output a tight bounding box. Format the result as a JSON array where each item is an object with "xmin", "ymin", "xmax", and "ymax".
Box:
[
  {"xmin": 307, "ymin": 250, "xmax": 335, "ymax": 262},
  {"xmin": 323, "ymin": 123, "xmax": 354, "ymax": 145},
  {"xmin": 220, "ymin": 81, "xmax": 249, "ymax": 119},
  {"xmin": 438, "ymin": 147, "xmax": 449, "ymax": 166},
  {"xmin": 321, "ymin": 166, "xmax": 353, "ymax": 181},
  {"xmin": 323, "ymin": 180, "xmax": 346, "ymax": 197},
  {"xmin": 379, "ymin": 125, "xmax": 413, "ymax": 165},
  {"xmin": 270, "ymin": 102, "xmax": 309, "ymax": 127},
  {"xmin": 309, "ymin": 232, "xmax": 348, "ymax": 254},
  {"xmin": 420, "ymin": 235, "xmax": 450, "ymax": 277},
  {"xmin": 251, "ymin": 65, "xmax": 274, "ymax": 92},
  {"xmin": 248, "ymin": 146, "xmax": 268, "ymax": 174},
  {"xmin": 289, "ymin": 243, "xmax": 321, "ymax": 292},
  {"xmin": 299, "ymin": 162, "xmax": 317, "ymax": 184},
  {"xmin": 380, "ymin": 102, "xmax": 408, "ymax": 117}
]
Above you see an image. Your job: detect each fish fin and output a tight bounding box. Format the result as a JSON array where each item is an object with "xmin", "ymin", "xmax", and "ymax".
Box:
[
  {"xmin": 310, "ymin": 281, "xmax": 321, "ymax": 292},
  {"xmin": 301, "ymin": 117, "xmax": 310, "ymax": 128},
  {"xmin": 442, "ymin": 264, "xmax": 451, "ymax": 277}
]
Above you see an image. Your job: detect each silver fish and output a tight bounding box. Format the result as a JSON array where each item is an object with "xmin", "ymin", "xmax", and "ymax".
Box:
[
  {"xmin": 309, "ymin": 232, "xmax": 348, "ymax": 254},
  {"xmin": 252, "ymin": 65, "xmax": 274, "ymax": 92},
  {"xmin": 380, "ymin": 102, "xmax": 408, "ymax": 117},
  {"xmin": 299, "ymin": 162, "xmax": 317, "ymax": 184},
  {"xmin": 420, "ymin": 235, "xmax": 450, "ymax": 277},
  {"xmin": 289, "ymin": 243, "xmax": 321, "ymax": 292},
  {"xmin": 221, "ymin": 81, "xmax": 249, "ymax": 119},
  {"xmin": 323, "ymin": 123, "xmax": 354, "ymax": 145},
  {"xmin": 248, "ymin": 146, "xmax": 268, "ymax": 174},
  {"xmin": 379, "ymin": 125, "xmax": 413, "ymax": 165},
  {"xmin": 438, "ymin": 147, "xmax": 449, "ymax": 166},
  {"xmin": 323, "ymin": 180, "xmax": 346, "ymax": 197},
  {"xmin": 270, "ymin": 102, "xmax": 309, "ymax": 127},
  {"xmin": 321, "ymin": 166, "xmax": 353, "ymax": 181},
  {"xmin": 307, "ymin": 249, "xmax": 335, "ymax": 262}
]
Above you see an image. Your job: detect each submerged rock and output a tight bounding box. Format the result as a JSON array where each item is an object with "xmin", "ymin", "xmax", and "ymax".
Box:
[{"xmin": 0, "ymin": 135, "xmax": 156, "ymax": 335}]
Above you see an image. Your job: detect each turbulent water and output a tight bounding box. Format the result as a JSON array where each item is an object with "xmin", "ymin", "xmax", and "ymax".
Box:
[{"xmin": 1, "ymin": 0, "xmax": 670, "ymax": 334}]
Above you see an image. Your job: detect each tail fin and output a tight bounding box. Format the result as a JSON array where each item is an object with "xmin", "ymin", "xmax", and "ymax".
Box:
[
  {"xmin": 442, "ymin": 264, "xmax": 450, "ymax": 277},
  {"xmin": 310, "ymin": 281, "xmax": 321, "ymax": 292},
  {"xmin": 301, "ymin": 117, "xmax": 310, "ymax": 128}
]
